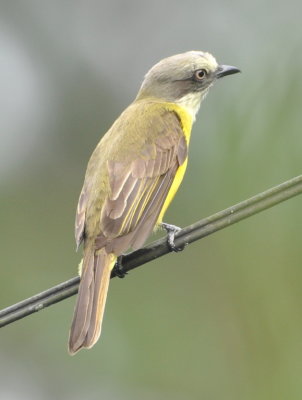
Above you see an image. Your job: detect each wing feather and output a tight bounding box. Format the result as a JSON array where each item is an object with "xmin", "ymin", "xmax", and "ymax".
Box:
[
  {"xmin": 99, "ymin": 119, "xmax": 187, "ymax": 250},
  {"xmin": 76, "ymin": 108, "xmax": 188, "ymax": 255},
  {"xmin": 75, "ymin": 188, "xmax": 87, "ymax": 249}
]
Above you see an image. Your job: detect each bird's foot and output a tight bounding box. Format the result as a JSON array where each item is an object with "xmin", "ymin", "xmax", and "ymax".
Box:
[
  {"xmin": 113, "ymin": 256, "xmax": 128, "ymax": 278},
  {"xmin": 161, "ymin": 222, "xmax": 185, "ymax": 252}
]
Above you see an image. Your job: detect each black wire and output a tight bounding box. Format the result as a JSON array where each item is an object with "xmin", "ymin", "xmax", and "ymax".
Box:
[{"xmin": 1, "ymin": 174, "xmax": 302, "ymax": 328}]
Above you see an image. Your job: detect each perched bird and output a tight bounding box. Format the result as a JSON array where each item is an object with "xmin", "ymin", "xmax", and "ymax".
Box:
[{"xmin": 68, "ymin": 50, "xmax": 240, "ymax": 354}]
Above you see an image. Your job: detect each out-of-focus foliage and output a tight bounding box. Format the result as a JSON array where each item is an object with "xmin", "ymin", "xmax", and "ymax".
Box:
[{"xmin": 1, "ymin": 1, "xmax": 302, "ymax": 399}]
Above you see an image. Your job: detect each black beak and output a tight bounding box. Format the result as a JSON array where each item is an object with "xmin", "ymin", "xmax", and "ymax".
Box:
[{"xmin": 216, "ymin": 65, "xmax": 241, "ymax": 79}]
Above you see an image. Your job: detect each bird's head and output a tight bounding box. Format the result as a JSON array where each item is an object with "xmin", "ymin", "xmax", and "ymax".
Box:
[{"xmin": 136, "ymin": 51, "xmax": 240, "ymax": 119}]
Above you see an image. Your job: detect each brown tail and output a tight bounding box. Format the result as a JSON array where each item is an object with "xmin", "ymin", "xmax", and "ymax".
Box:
[{"xmin": 68, "ymin": 248, "xmax": 116, "ymax": 355}]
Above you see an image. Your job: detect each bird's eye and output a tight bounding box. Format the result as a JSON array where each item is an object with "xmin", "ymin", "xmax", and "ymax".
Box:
[{"xmin": 194, "ymin": 69, "xmax": 207, "ymax": 81}]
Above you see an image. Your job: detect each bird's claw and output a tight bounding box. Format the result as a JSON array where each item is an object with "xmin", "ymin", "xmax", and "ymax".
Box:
[
  {"xmin": 161, "ymin": 222, "xmax": 185, "ymax": 252},
  {"xmin": 113, "ymin": 256, "xmax": 128, "ymax": 278}
]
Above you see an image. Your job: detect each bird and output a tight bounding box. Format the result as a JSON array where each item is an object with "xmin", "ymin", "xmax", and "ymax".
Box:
[{"xmin": 68, "ymin": 50, "xmax": 240, "ymax": 354}]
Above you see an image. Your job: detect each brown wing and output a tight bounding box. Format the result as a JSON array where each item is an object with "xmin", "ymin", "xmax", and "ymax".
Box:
[
  {"xmin": 75, "ymin": 108, "xmax": 188, "ymax": 255},
  {"xmin": 75, "ymin": 187, "xmax": 87, "ymax": 249},
  {"xmin": 95, "ymin": 122, "xmax": 188, "ymax": 254}
]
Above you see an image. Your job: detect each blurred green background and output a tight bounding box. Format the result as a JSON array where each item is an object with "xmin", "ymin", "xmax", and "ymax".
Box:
[{"xmin": 1, "ymin": 1, "xmax": 302, "ymax": 399}]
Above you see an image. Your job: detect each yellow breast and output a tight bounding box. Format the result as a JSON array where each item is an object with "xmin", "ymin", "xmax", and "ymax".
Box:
[{"xmin": 156, "ymin": 103, "xmax": 193, "ymax": 224}]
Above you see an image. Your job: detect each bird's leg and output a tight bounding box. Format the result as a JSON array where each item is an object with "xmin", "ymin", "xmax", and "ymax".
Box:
[
  {"xmin": 112, "ymin": 255, "xmax": 128, "ymax": 278},
  {"xmin": 161, "ymin": 222, "xmax": 185, "ymax": 252}
]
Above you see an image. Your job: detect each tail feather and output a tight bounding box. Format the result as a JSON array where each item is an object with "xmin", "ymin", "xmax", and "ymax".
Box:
[{"xmin": 68, "ymin": 248, "xmax": 116, "ymax": 355}]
